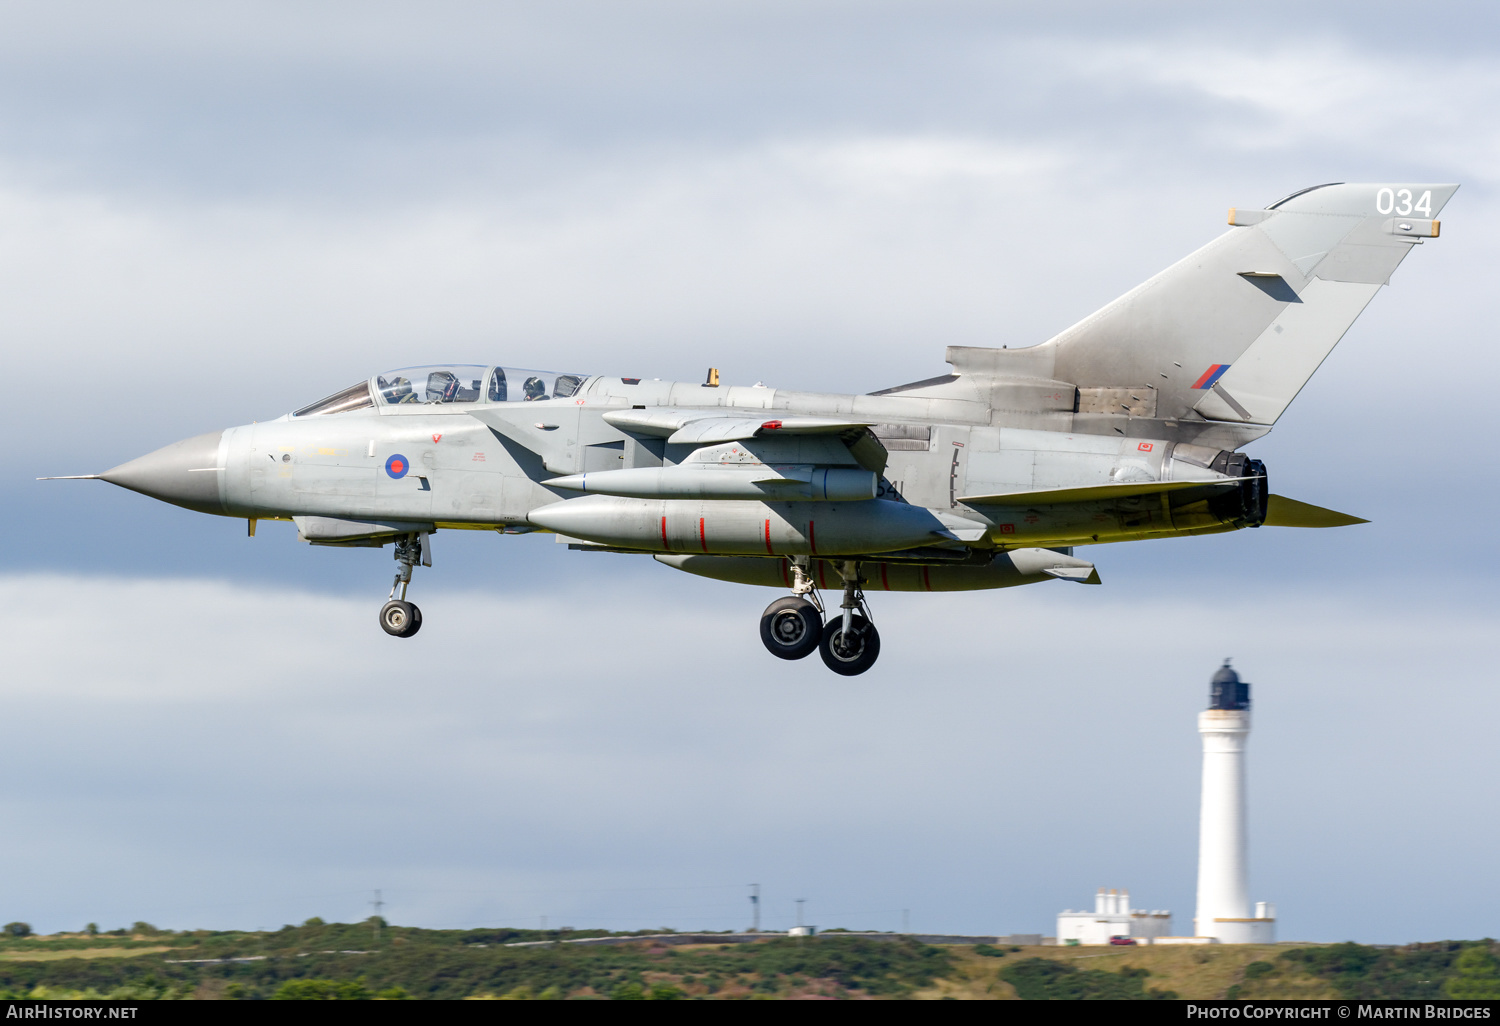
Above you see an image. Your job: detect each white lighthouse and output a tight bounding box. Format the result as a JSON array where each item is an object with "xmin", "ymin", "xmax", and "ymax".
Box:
[{"xmin": 1193, "ymin": 661, "xmax": 1276, "ymax": 943}]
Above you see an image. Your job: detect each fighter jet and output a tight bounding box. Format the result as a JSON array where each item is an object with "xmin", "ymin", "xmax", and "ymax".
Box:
[{"xmin": 48, "ymin": 182, "xmax": 1454, "ymax": 674}]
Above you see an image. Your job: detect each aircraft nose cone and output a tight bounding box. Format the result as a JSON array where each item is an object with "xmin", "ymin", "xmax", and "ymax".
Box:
[{"xmin": 100, "ymin": 431, "xmax": 226, "ymax": 514}]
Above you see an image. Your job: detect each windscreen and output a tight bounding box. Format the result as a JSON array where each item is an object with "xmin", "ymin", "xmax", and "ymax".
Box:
[{"xmin": 294, "ymin": 381, "xmax": 375, "ymax": 417}]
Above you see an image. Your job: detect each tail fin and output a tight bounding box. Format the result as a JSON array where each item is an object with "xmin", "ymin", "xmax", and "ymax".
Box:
[
  {"xmin": 1263, "ymin": 494, "xmax": 1368, "ymax": 528},
  {"xmin": 1041, "ymin": 183, "xmax": 1457, "ymax": 428}
]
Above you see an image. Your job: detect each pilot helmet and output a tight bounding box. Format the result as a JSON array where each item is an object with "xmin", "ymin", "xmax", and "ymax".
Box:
[
  {"xmin": 385, "ymin": 376, "xmax": 413, "ymax": 403},
  {"xmin": 522, "ymin": 376, "xmax": 546, "ymax": 401}
]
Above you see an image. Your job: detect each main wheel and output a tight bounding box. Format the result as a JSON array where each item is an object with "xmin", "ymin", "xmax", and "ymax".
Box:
[
  {"xmin": 819, "ymin": 614, "xmax": 880, "ymax": 676},
  {"xmin": 760, "ymin": 597, "xmax": 822, "ymax": 660},
  {"xmin": 380, "ymin": 600, "xmax": 419, "ymax": 637}
]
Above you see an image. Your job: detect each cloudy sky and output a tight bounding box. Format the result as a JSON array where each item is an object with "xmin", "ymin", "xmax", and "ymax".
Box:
[{"xmin": 3, "ymin": 1, "xmax": 1497, "ymax": 942}]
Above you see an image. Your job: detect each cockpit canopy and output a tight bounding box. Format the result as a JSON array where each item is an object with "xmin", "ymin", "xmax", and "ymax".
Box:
[
  {"xmin": 376, "ymin": 365, "xmax": 489, "ymax": 406},
  {"xmin": 293, "ymin": 365, "xmax": 588, "ymax": 417}
]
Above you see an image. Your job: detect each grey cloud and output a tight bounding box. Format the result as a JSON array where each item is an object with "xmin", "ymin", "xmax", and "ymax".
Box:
[{"xmin": 0, "ymin": 4, "xmax": 1492, "ymax": 202}]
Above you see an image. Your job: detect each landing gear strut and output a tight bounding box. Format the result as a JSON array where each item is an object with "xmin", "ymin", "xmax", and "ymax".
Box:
[
  {"xmin": 759, "ymin": 558, "xmax": 881, "ymax": 675},
  {"xmin": 379, "ymin": 532, "xmax": 429, "ymax": 638},
  {"xmin": 759, "ymin": 558, "xmax": 823, "ymax": 660},
  {"xmin": 818, "ymin": 561, "xmax": 880, "ymax": 676}
]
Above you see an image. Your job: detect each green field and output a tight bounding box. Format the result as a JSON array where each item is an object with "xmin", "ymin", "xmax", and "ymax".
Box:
[{"xmin": 0, "ymin": 922, "xmax": 1495, "ymax": 1000}]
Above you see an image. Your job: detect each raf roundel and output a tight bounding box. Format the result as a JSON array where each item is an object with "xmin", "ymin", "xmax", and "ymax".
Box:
[{"xmin": 385, "ymin": 454, "xmax": 409, "ymax": 479}]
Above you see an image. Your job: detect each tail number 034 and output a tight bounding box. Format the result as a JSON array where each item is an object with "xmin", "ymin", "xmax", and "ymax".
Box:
[{"xmin": 1376, "ymin": 188, "xmax": 1432, "ymax": 216}]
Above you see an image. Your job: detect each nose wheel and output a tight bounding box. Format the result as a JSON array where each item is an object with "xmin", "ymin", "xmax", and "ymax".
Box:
[
  {"xmin": 380, "ymin": 599, "xmax": 422, "ymax": 637},
  {"xmin": 379, "ymin": 532, "xmax": 429, "ymax": 638}
]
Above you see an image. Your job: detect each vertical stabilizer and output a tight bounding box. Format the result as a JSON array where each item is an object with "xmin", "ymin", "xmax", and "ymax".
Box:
[{"xmin": 1032, "ymin": 183, "xmax": 1457, "ymax": 427}]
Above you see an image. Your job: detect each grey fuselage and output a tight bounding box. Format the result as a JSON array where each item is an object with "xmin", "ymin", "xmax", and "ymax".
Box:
[{"xmin": 164, "ymin": 371, "xmax": 1256, "ymax": 561}]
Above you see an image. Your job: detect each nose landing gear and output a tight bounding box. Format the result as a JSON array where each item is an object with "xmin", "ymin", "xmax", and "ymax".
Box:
[
  {"xmin": 379, "ymin": 532, "xmax": 429, "ymax": 638},
  {"xmin": 759, "ymin": 558, "xmax": 881, "ymax": 675}
]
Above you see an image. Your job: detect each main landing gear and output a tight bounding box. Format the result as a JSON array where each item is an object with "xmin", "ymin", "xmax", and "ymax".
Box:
[
  {"xmin": 759, "ymin": 558, "xmax": 881, "ymax": 675},
  {"xmin": 379, "ymin": 532, "xmax": 429, "ymax": 638}
]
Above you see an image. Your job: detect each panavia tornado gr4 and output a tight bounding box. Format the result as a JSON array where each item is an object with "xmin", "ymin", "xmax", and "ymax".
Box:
[{"xmin": 52, "ymin": 182, "xmax": 1454, "ymax": 674}]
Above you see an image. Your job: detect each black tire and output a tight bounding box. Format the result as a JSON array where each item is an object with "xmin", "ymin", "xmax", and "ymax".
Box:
[
  {"xmin": 380, "ymin": 600, "xmax": 418, "ymax": 637},
  {"xmin": 760, "ymin": 597, "xmax": 822, "ymax": 660},
  {"xmin": 405, "ymin": 603, "xmax": 423, "ymax": 637},
  {"xmin": 819, "ymin": 614, "xmax": 880, "ymax": 676}
]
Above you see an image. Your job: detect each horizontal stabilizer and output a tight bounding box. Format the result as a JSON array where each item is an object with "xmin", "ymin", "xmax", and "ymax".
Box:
[
  {"xmin": 1263, "ymin": 494, "xmax": 1367, "ymax": 528},
  {"xmin": 957, "ymin": 477, "xmax": 1249, "ymax": 507}
]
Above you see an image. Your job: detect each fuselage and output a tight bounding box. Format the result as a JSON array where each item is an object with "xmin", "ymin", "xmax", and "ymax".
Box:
[{"xmin": 109, "ymin": 366, "xmax": 1262, "ymax": 563}]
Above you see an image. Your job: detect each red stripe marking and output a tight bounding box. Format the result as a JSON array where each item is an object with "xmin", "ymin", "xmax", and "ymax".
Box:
[
  {"xmin": 817, "ymin": 560, "xmax": 827, "ymax": 590},
  {"xmin": 661, "ymin": 515, "xmax": 670, "ymax": 551},
  {"xmin": 699, "ymin": 516, "xmax": 707, "ymax": 552},
  {"xmin": 781, "ymin": 560, "xmax": 791, "ymax": 588},
  {"xmin": 764, "ymin": 518, "xmax": 773, "ymax": 554},
  {"xmin": 880, "ymin": 563, "xmax": 890, "ymax": 591},
  {"xmin": 808, "ymin": 519, "xmax": 817, "ymax": 554},
  {"xmin": 922, "ymin": 565, "xmax": 932, "ymax": 592},
  {"xmin": 1191, "ymin": 364, "xmax": 1226, "ymax": 389}
]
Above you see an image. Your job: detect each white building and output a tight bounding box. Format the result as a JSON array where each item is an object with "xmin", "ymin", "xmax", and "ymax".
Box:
[
  {"xmin": 1056, "ymin": 889, "xmax": 1173, "ymax": 945},
  {"xmin": 1193, "ymin": 661, "xmax": 1276, "ymax": 944}
]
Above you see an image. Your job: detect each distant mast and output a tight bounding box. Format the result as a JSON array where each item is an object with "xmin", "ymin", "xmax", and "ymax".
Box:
[{"xmin": 1193, "ymin": 661, "xmax": 1275, "ymax": 942}]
